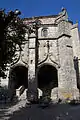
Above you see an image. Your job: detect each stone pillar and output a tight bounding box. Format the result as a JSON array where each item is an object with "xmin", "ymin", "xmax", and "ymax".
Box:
[
  {"xmin": 27, "ymin": 36, "xmax": 38, "ymax": 102},
  {"xmin": 8, "ymin": 70, "xmax": 16, "ymax": 100},
  {"xmin": 58, "ymin": 20, "xmax": 79, "ymax": 100},
  {"xmin": 0, "ymin": 77, "xmax": 1, "ymax": 86}
]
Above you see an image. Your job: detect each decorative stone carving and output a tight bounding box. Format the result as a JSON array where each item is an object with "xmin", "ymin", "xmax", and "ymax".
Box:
[
  {"xmin": 21, "ymin": 42, "xmax": 28, "ymax": 65},
  {"xmin": 38, "ymin": 40, "xmax": 48, "ymax": 63},
  {"xmin": 55, "ymin": 7, "xmax": 68, "ymax": 24}
]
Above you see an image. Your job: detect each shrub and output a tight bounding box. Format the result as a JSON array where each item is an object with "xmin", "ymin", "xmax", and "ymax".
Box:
[{"xmin": 0, "ymin": 86, "xmax": 10, "ymax": 101}]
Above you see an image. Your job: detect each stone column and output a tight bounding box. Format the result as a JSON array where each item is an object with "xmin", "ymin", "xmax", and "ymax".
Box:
[
  {"xmin": 58, "ymin": 20, "xmax": 79, "ymax": 100},
  {"xmin": 27, "ymin": 36, "xmax": 38, "ymax": 102},
  {"xmin": 0, "ymin": 77, "xmax": 1, "ymax": 86}
]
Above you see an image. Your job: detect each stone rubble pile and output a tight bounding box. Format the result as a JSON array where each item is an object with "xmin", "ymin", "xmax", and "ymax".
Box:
[
  {"xmin": 6, "ymin": 99, "xmax": 27, "ymax": 115},
  {"xmin": 1, "ymin": 99, "xmax": 28, "ymax": 120}
]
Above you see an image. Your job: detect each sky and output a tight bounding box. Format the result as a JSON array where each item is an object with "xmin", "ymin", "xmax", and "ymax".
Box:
[{"xmin": 0, "ymin": 0, "xmax": 80, "ymax": 27}]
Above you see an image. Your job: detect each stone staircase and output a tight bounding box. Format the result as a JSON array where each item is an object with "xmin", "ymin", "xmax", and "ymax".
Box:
[
  {"xmin": 0, "ymin": 99, "xmax": 28, "ymax": 120},
  {"xmin": 16, "ymin": 86, "xmax": 27, "ymax": 100}
]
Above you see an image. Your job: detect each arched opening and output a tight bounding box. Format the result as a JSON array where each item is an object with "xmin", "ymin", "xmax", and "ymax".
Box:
[
  {"xmin": 8, "ymin": 65, "xmax": 28, "ymax": 100},
  {"xmin": 37, "ymin": 64, "xmax": 58, "ymax": 99}
]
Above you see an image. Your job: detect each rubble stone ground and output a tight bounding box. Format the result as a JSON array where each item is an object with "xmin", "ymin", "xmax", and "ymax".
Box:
[
  {"xmin": 1, "ymin": 99, "xmax": 80, "ymax": 120},
  {"xmin": 0, "ymin": 99, "xmax": 27, "ymax": 120}
]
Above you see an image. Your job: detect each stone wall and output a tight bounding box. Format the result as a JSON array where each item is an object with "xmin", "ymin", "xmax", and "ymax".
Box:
[{"xmin": 1, "ymin": 13, "xmax": 80, "ymax": 100}]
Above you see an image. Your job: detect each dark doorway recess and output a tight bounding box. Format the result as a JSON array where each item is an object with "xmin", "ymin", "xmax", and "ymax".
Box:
[
  {"xmin": 8, "ymin": 65, "xmax": 28, "ymax": 99},
  {"xmin": 37, "ymin": 64, "xmax": 58, "ymax": 97}
]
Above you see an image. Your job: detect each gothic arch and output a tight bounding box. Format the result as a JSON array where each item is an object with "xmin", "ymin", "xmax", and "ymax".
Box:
[
  {"xmin": 8, "ymin": 64, "xmax": 28, "ymax": 99},
  {"xmin": 37, "ymin": 63, "xmax": 58, "ymax": 98}
]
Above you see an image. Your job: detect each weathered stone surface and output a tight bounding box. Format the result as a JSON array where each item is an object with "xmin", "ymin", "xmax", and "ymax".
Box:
[{"xmin": 1, "ymin": 9, "xmax": 80, "ymax": 101}]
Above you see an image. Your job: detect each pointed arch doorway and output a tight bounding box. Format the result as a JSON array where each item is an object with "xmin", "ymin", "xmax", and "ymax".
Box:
[
  {"xmin": 8, "ymin": 65, "xmax": 28, "ymax": 100},
  {"xmin": 37, "ymin": 64, "xmax": 58, "ymax": 98}
]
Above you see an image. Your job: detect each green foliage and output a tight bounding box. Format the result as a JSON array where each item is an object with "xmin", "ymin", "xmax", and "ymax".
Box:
[
  {"xmin": 0, "ymin": 9, "xmax": 27, "ymax": 77},
  {"xmin": 0, "ymin": 86, "xmax": 10, "ymax": 100}
]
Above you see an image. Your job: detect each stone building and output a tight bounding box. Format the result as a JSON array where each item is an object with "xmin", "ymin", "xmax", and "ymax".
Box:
[{"xmin": 1, "ymin": 8, "xmax": 80, "ymax": 101}]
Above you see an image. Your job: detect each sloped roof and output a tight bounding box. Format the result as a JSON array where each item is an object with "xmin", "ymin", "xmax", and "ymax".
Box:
[{"xmin": 23, "ymin": 14, "xmax": 58, "ymax": 21}]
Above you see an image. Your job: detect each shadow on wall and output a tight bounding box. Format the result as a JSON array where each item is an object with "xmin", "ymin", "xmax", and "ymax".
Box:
[
  {"xmin": 37, "ymin": 64, "xmax": 58, "ymax": 99},
  {"xmin": 8, "ymin": 65, "xmax": 28, "ymax": 100}
]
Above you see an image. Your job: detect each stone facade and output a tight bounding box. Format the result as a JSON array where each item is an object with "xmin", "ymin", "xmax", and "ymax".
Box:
[{"xmin": 1, "ymin": 9, "xmax": 80, "ymax": 101}]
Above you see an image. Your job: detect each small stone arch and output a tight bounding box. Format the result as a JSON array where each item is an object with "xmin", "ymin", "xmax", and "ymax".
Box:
[{"xmin": 37, "ymin": 63, "xmax": 58, "ymax": 99}]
